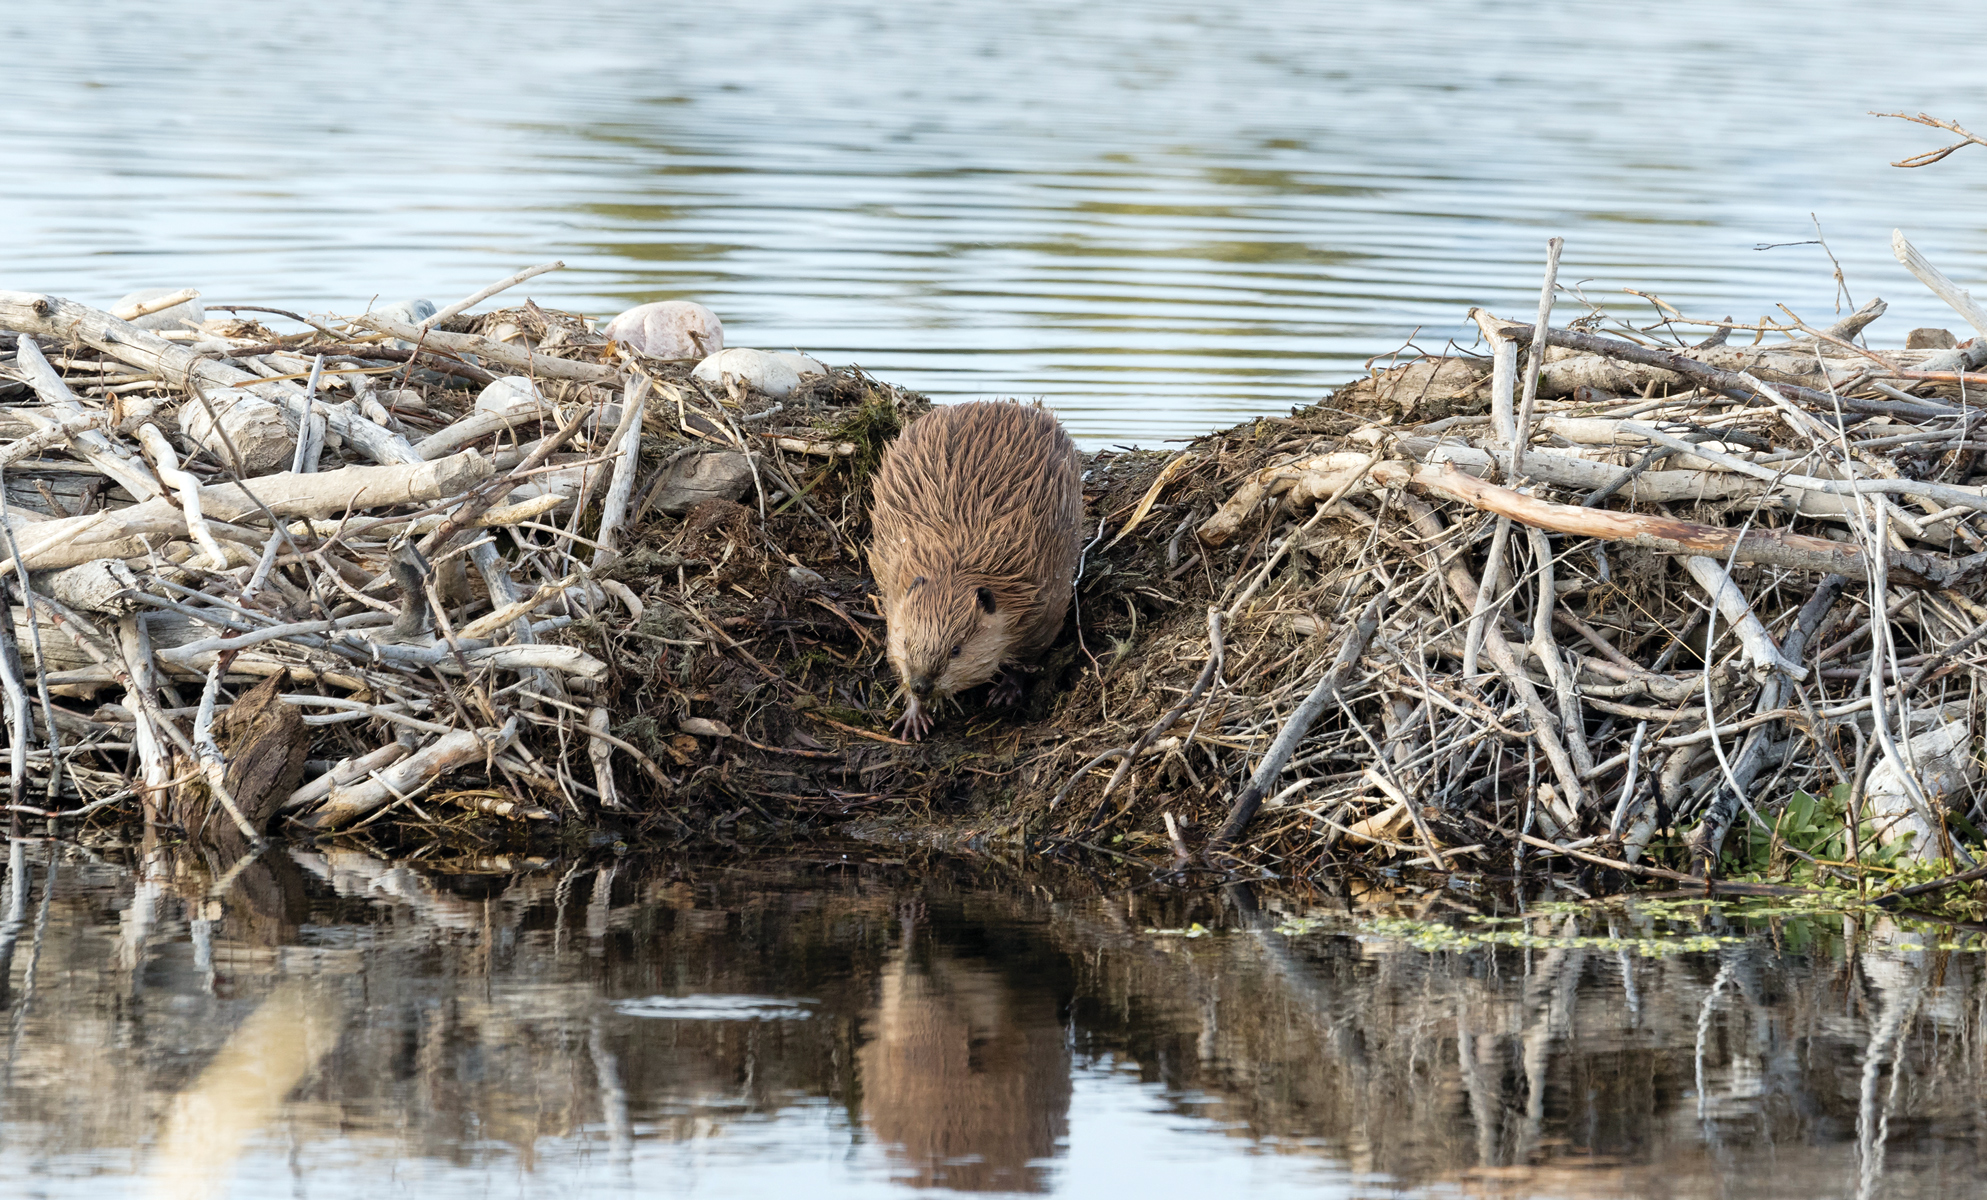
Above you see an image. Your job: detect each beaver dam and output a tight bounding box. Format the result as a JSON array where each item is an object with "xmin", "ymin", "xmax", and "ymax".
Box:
[{"xmin": 6, "ymin": 232, "xmax": 1987, "ymax": 902}]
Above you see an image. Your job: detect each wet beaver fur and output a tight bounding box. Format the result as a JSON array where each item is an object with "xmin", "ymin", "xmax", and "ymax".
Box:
[{"xmin": 869, "ymin": 400, "xmax": 1084, "ymax": 739}]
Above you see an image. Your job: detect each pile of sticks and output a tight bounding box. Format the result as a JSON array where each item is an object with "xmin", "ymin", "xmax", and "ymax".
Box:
[
  {"xmin": 0, "ymin": 266, "xmax": 713, "ymax": 846},
  {"xmin": 1147, "ymin": 230, "xmax": 1987, "ymax": 882}
]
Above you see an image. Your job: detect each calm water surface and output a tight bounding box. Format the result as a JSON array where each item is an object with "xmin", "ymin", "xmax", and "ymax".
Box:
[
  {"xmin": 4, "ymin": 1, "xmax": 1987, "ymax": 443},
  {"xmin": 2, "ymin": 843, "xmax": 1986, "ymax": 1198}
]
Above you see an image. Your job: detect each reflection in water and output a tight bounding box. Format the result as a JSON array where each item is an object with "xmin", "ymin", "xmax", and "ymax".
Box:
[
  {"xmin": 147, "ymin": 983, "xmax": 344, "ymax": 1200},
  {"xmin": 861, "ymin": 907, "xmax": 1070, "ymax": 1191},
  {"xmin": 2, "ymin": 846, "xmax": 1987, "ymax": 1196},
  {"xmin": 5, "ymin": 1, "xmax": 1987, "ymax": 444}
]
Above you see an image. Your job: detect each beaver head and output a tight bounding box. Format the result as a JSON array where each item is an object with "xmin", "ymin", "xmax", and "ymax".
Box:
[{"xmin": 885, "ymin": 572, "xmax": 1018, "ymax": 737}]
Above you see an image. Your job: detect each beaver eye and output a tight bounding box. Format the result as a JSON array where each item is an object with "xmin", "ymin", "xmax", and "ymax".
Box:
[{"xmin": 950, "ymin": 644, "xmax": 962, "ymax": 659}]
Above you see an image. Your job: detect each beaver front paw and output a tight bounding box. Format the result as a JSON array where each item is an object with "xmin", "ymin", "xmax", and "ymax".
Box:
[
  {"xmin": 987, "ymin": 669, "xmax": 1028, "ymax": 708},
  {"xmin": 891, "ymin": 697, "xmax": 932, "ymax": 741}
]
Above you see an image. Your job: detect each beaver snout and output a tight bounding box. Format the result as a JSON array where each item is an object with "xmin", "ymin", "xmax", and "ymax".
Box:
[{"xmin": 909, "ymin": 677, "xmax": 937, "ymax": 699}]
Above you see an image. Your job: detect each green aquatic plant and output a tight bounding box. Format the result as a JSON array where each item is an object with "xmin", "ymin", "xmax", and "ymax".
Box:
[
  {"xmin": 1350, "ymin": 915, "xmax": 1742, "ymax": 956},
  {"xmin": 1736, "ymin": 783, "xmax": 1912, "ymax": 883}
]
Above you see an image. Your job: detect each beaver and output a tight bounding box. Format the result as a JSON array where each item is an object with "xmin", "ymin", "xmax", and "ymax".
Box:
[{"xmin": 869, "ymin": 400, "xmax": 1084, "ymax": 740}]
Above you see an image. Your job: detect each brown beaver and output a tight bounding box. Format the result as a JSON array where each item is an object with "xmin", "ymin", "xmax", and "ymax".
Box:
[{"xmin": 869, "ymin": 401, "xmax": 1084, "ymax": 740}]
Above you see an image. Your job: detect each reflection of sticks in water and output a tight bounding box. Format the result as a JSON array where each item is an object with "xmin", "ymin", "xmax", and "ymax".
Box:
[
  {"xmin": 1516, "ymin": 941, "xmax": 1583, "ymax": 1165},
  {"xmin": 1857, "ymin": 958, "xmax": 1929, "ymax": 1200},
  {"xmin": 146, "ymin": 983, "xmax": 345, "ymax": 1200},
  {"xmin": 860, "ymin": 948, "xmax": 1071, "ymax": 1193},
  {"xmin": 4, "ymin": 850, "xmax": 56, "ymax": 1087},
  {"xmin": 0, "ymin": 841, "xmax": 28, "ymax": 1010},
  {"xmin": 588, "ymin": 1015, "xmax": 634, "ymax": 1174}
]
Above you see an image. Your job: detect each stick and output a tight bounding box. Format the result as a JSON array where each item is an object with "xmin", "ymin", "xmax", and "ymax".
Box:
[
  {"xmin": 419, "ymin": 261, "xmax": 565, "ymax": 330},
  {"xmin": 1397, "ymin": 460, "xmax": 1983, "ymax": 590},
  {"xmin": 0, "ymin": 292, "xmax": 422, "ymax": 467},
  {"xmin": 111, "ymin": 288, "xmax": 199, "ymax": 322},
  {"xmin": 1492, "ymin": 322, "xmax": 1844, "ymax": 411},
  {"xmin": 293, "ymin": 718, "xmax": 518, "ymax": 831},
  {"xmin": 1681, "ymin": 556, "xmax": 1807, "ymax": 680},
  {"xmin": 1874, "ymin": 112, "xmax": 1987, "ymax": 168},
  {"xmin": 1510, "ymin": 237, "xmax": 1562, "ymax": 480},
  {"xmin": 1892, "ymin": 229, "xmax": 1987, "ymax": 342},
  {"xmin": 133, "ymin": 424, "xmax": 229, "ymax": 569},
  {"xmin": 191, "ymin": 661, "xmax": 265, "ymax": 846},
  {"xmin": 593, "ymin": 376, "xmax": 650, "ymax": 565},
  {"xmin": 283, "ymin": 741, "xmax": 414, "ymax": 811},
  {"xmin": 351, "ymin": 313, "xmax": 617, "ymax": 384},
  {"xmin": 413, "ymin": 403, "xmax": 557, "ymax": 460},
  {"xmin": 13, "ymin": 335, "xmax": 163, "ymax": 501},
  {"xmin": 587, "ymin": 707, "xmax": 624, "ymax": 810},
  {"xmin": 1463, "ymin": 312, "xmax": 1519, "ymax": 678},
  {"xmin": 1208, "ymin": 594, "xmax": 1384, "ymax": 858}
]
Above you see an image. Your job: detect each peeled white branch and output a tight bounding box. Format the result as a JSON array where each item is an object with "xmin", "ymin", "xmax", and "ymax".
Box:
[
  {"xmin": 0, "ymin": 452, "xmax": 494, "ymax": 574},
  {"xmin": 419, "ymin": 261, "xmax": 565, "ymax": 330},
  {"xmin": 111, "ymin": 288, "xmax": 199, "ymax": 322},
  {"xmin": 1682, "ymin": 556, "xmax": 1808, "ymax": 681},
  {"xmin": 295, "ymin": 718, "xmax": 517, "ymax": 831},
  {"xmin": 0, "ymin": 291, "xmax": 421, "ymax": 467},
  {"xmin": 587, "ymin": 707, "xmax": 624, "ymax": 810},
  {"xmin": 283, "ymin": 741, "xmax": 414, "ymax": 811},
  {"xmin": 13, "ymin": 335, "xmax": 163, "ymax": 500},
  {"xmin": 593, "ymin": 376, "xmax": 649, "ymax": 564},
  {"xmin": 413, "ymin": 402, "xmax": 557, "ymax": 460},
  {"xmin": 1892, "ymin": 229, "xmax": 1987, "ymax": 342},
  {"xmin": 135, "ymin": 423, "xmax": 228, "ymax": 569},
  {"xmin": 350, "ymin": 313, "xmax": 617, "ymax": 384}
]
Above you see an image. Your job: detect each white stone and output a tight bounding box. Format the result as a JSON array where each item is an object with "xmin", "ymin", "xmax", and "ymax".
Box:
[
  {"xmin": 1867, "ymin": 706, "xmax": 1980, "ymax": 862},
  {"xmin": 373, "ymin": 299, "xmax": 438, "ymax": 350},
  {"xmin": 606, "ymin": 300, "xmax": 724, "ymax": 360},
  {"xmin": 177, "ymin": 387, "xmax": 295, "ymax": 475},
  {"xmin": 374, "ymin": 298, "xmax": 436, "ymax": 325},
  {"xmin": 474, "ymin": 376, "xmax": 545, "ymax": 415},
  {"xmin": 114, "ymin": 287, "xmax": 204, "ymax": 332},
  {"xmin": 771, "ymin": 351, "xmax": 829, "ymax": 378},
  {"xmin": 692, "ymin": 347, "xmax": 802, "ymax": 398}
]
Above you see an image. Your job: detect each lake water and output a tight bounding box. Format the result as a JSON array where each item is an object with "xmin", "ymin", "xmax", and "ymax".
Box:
[
  {"xmin": 4, "ymin": 1, "xmax": 1987, "ymax": 444},
  {"xmin": 4, "ymin": 842, "xmax": 1986, "ymax": 1199},
  {"xmin": 11, "ymin": 6, "xmax": 1987, "ymax": 1196}
]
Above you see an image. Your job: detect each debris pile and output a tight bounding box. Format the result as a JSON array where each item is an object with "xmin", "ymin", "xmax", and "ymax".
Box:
[{"xmin": 8, "ymin": 228, "xmax": 1987, "ymax": 895}]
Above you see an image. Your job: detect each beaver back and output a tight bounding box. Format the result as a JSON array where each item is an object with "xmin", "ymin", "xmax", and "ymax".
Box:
[{"xmin": 870, "ymin": 401, "xmax": 1083, "ymax": 666}]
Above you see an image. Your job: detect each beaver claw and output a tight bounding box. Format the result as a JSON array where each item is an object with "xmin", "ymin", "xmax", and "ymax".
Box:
[
  {"xmin": 988, "ymin": 669, "xmax": 1027, "ymax": 708},
  {"xmin": 891, "ymin": 698, "xmax": 932, "ymax": 741}
]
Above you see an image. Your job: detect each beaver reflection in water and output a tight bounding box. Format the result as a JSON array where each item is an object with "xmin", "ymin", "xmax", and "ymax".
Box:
[
  {"xmin": 868, "ymin": 401, "xmax": 1083, "ymax": 740},
  {"xmin": 859, "ymin": 941, "xmax": 1072, "ymax": 1191}
]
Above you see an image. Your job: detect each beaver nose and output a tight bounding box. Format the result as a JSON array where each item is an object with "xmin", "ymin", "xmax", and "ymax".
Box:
[{"xmin": 910, "ymin": 678, "xmax": 935, "ymax": 698}]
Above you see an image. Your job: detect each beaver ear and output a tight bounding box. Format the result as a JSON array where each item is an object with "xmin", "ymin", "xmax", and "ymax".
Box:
[{"xmin": 976, "ymin": 586, "xmax": 996, "ymax": 614}]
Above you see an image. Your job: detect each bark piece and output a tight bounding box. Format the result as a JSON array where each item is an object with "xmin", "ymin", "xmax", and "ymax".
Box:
[
  {"xmin": 650, "ymin": 451, "xmax": 754, "ymax": 516},
  {"xmin": 179, "ymin": 388, "xmax": 296, "ymax": 475}
]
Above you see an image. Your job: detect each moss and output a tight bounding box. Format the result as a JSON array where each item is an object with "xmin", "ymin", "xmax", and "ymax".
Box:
[{"xmin": 830, "ymin": 386, "xmax": 907, "ymax": 486}]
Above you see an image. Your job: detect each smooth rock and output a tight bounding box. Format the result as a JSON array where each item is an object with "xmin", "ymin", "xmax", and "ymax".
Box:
[
  {"xmin": 177, "ymin": 387, "xmax": 295, "ymax": 475},
  {"xmin": 374, "ymin": 299, "xmax": 438, "ymax": 350},
  {"xmin": 772, "ymin": 350, "xmax": 829, "ymax": 378},
  {"xmin": 1907, "ymin": 327, "xmax": 1958, "ymax": 350},
  {"xmin": 649, "ymin": 451, "xmax": 755, "ymax": 516},
  {"xmin": 374, "ymin": 298, "xmax": 436, "ymax": 325},
  {"xmin": 475, "ymin": 376, "xmax": 545, "ymax": 415},
  {"xmin": 607, "ymin": 300, "xmax": 724, "ymax": 360},
  {"xmin": 1867, "ymin": 706, "xmax": 1979, "ymax": 861},
  {"xmin": 787, "ymin": 565, "xmax": 826, "ymax": 589},
  {"xmin": 114, "ymin": 288, "xmax": 205, "ymax": 332},
  {"xmin": 692, "ymin": 347, "xmax": 803, "ymax": 398}
]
